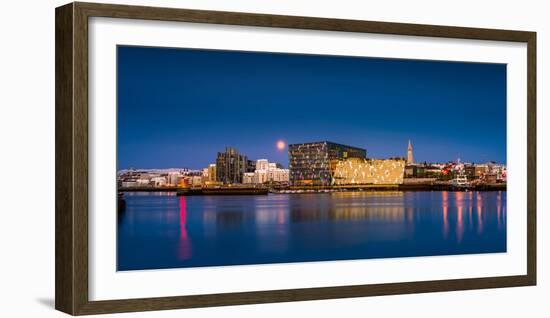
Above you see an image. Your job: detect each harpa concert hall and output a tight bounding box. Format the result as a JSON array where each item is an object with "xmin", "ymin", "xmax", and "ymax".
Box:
[{"xmin": 288, "ymin": 141, "xmax": 367, "ymax": 186}]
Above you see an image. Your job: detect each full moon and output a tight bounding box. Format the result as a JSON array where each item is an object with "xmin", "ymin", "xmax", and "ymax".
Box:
[{"xmin": 276, "ymin": 140, "xmax": 286, "ymax": 151}]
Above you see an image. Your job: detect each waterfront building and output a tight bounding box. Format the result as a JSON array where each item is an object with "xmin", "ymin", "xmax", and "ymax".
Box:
[
  {"xmin": 474, "ymin": 164, "xmax": 489, "ymax": 177},
  {"xmin": 404, "ymin": 166, "xmax": 414, "ymax": 178},
  {"xmin": 256, "ymin": 169, "xmax": 268, "ymax": 184},
  {"xmin": 243, "ymin": 172, "xmax": 256, "ymax": 184},
  {"xmin": 333, "ymin": 158, "xmax": 406, "ymax": 185},
  {"xmin": 256, "ymin": 160, "xmax": 282, "ymax": 172},
  {"xmin": 404, "ymin": 164, "xmax": 427, "ymax": 178},
  {"xmin": 268, "ymin": 168, "xmax": 289, "ymax": 183},
  {"xmin": 407, "ymin": 140, "xmax": 414, "ymax": 164},
  {"xmin": 288, "ymin": 141, "xmax": 366, "ymax": 186},
  {"xmin": 178, "ymin": 178, "xmax": 188, "ymax": 188},
  {"xmin": 244, "ymin": 159, "xmax": 290, "ymax": 184},
  {"xmin": 121, "ymin": 181, "xmax": 138, "ymax": 188},
  {"xmin": 424, "ymin": 165, "xmax": 444, "ymax": 178},
  {"xmin": 136, "ymin": 178, "xmax": 151, "ymax": 186},
  {"xmin": 464, "ymin": 165, "xmax": 476, "ymax": 179},
  {"xmin": 216, "ymin": 147, "xmax": 249, "ymax": 184},
  {"xmin": 150, "ymin": 176, "xmax": 167, "ymax": 187},
  {"xmin": 256, "ymin": 159, "xmax": 269, "ymax": 171},
  {"xmin": 206, "ymin": 164, "xmax": 217, "ymax": 182},
  {"xmin": 499, "ymin": 167, "xmax": 507, "ymax": 182},
  {"xmin": 179, "ymin": 175, "xmax": 203, "ymax": 188},
  {"xmin": 167, "ymin": 171, "xmax": 182, "ymax": 186},
  {"xmin": 490, "ymin": 164, "xmax": 507, "ymax": 182},
  {"xmin": 189, "ymin": 176, "xmax": 203, "ymax": 187},
  {"xmin": 483, "ymin": 173, "xmax": 498, "ymax": 184},
  {"xmin": 247, "ymin": 159, "xmax": 256, "ymax": 173}
]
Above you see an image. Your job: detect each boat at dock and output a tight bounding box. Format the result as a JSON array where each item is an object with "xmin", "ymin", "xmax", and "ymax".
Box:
[{"xmin": 451, "ymin": 174, "xmax": 472, "ymax": 190}]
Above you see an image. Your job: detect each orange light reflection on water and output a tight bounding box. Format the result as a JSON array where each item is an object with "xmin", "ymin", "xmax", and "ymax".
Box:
[
  {"xmin": 455, "ymin": 192, "xmax": 464, "ymax": 243},
  {"xmin": 476, "ymin": 192, "xmax": 484, "ymax": 234},
  {"xmin": 442, "ymin": 191, "xmax": 449, "ymax": 239}
]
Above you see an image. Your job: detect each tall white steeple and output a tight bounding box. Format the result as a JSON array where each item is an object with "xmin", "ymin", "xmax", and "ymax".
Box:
[{"xmin": 407, "ymin": 140, "xmax": 414, "ymax": 164}]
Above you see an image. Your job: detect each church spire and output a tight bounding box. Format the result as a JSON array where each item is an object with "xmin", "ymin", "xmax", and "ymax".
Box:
[{"xmin": 407, "ymin": 140, "xmax": 414, "ymax": 164}]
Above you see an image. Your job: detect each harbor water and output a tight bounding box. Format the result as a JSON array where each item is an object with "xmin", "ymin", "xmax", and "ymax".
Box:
[{"xmin": 117, "ymin": 191, "xmax": 506, "ymax": 271}]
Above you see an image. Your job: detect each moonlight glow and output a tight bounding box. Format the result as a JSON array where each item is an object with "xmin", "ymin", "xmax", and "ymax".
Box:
[{"xmin": 276, "ymin": 140, "xmax": 286, "ymax": 151}]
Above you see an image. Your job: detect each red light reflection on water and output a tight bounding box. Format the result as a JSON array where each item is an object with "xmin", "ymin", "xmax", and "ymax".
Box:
[{"xmin": 178, "ymin": 196, "xmax": 192, "ymax": 260}]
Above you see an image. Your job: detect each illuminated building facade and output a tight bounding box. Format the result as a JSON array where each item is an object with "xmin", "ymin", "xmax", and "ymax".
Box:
[
  {"xmin": 207, "ymin": 164, "xmax": 217, "ymax": 182},
  {"xmin": 242, "ymin": 159, "xmax": 290, "ymax": 185},
  {"xmin": 242, "ymin": 172, "xmax": 255, "ymax": 184},
  {"xmin": 332, "ymin": 158, "xmax": 406, "ymax": 185},
  {"xmin": 216, "ymin": 147, "xmax": 248, "ymax": 184},
  {"xmin": 288, "ymin": 141, "xmax": 366, "ymax": 186}
]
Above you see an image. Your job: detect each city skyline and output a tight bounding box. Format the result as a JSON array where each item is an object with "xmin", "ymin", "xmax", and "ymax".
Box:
[
  {"xmin": 118, "ymin": 46, "xmax": 506, "ymax": 170},
  {"xmin": 116, "ymin": 140, "xmax": 504, "ymax": 172}
]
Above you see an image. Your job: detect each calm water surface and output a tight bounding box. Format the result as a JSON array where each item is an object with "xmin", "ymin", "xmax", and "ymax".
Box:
[{"xmin": 117, "ymin": 191, "xmax": 506, "ymax": 271}]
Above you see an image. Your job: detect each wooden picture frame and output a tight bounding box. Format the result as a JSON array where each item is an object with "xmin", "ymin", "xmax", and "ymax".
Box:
[{"xmin": 56, "ymin": 2, "xmax": 536, "ymax": 315}]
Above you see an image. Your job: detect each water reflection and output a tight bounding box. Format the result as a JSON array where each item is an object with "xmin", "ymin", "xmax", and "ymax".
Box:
[
  {"xmin": 117, "ymin": 191, "xmax": 507, "ymax": 271},
  {"xmin": 329, "ymin": 192, "xmax": 405, "ymax": 222},
  {"xmin": 442, "ymin": 191, "xmax": 449, "ymax": 238},
  {"xmin": 177, "ymin": 196, "xmax": 192, "ymax": 260},
  {"xmin": 477, "ymin": 192, "xmax": 484, "ymax": 234},
  {"xmin": 455, "ymin": 192, "xmax": 464, "ymax": 243},
  {"xmin": 254, "ymin": 196, "xmax": 290, "ymax": 254},
  {"xmin": 216, "ymin": 211, "xmax": 244, "ymax": 227}
]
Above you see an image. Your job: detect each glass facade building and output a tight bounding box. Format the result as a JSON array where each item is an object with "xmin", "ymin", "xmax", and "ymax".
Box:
[
  {"xmin": 216, "ymin": 147, "xmax": 248, "ymax": 184},
  {"xmin": 288, "ymin": 141, "xmax": 366, "ymax": 186}
]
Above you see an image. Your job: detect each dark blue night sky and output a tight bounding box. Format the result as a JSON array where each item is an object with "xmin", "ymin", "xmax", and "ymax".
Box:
[{"xmin": 117, "ymin": 46, "xmax": 506, "ymax": 170}]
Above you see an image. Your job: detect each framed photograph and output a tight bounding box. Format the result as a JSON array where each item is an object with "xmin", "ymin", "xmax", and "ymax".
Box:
[{"xmin": 55, "ymin": 2, "xmax": 536, "ymax": 315}]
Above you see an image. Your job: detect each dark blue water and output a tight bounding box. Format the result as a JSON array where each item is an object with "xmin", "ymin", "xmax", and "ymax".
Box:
[{"xmin": 117, "ymin": 191, "xmax": 506, "ymax": 271}]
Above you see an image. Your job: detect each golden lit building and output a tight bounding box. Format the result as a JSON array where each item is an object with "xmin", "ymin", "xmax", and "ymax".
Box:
[
  {"xmin": 207, "ymin": 163, "xmax": 217, "ymax": 182},
  {"xmin": 332, "ymin": 158, "xmax": 406, "ymax": 185}
]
